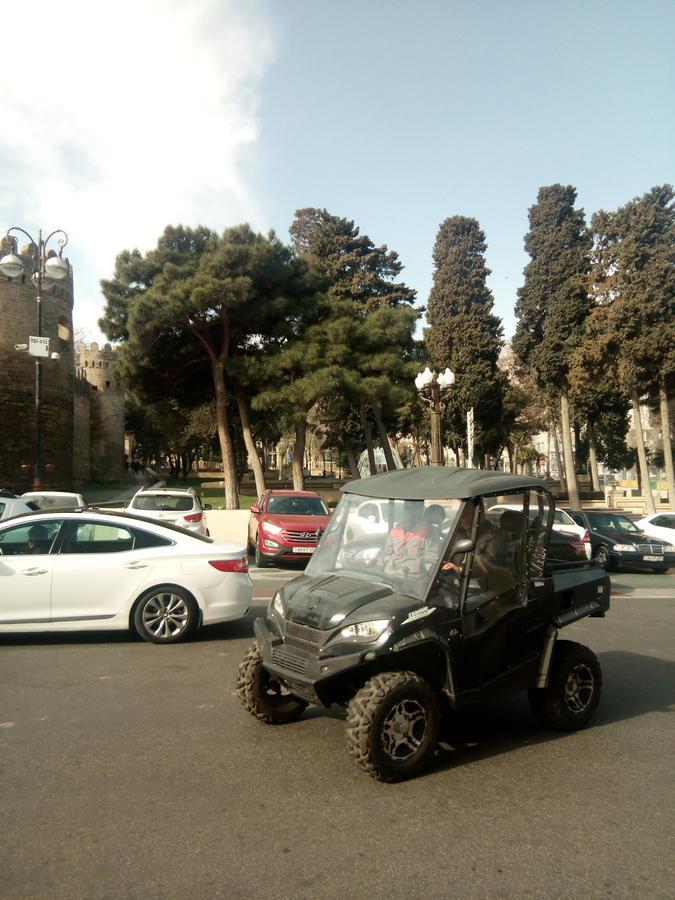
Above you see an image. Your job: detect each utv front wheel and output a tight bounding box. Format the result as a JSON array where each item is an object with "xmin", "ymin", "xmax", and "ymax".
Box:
[
  {"xmin": 236, "ymin": 644, "xmax": 307, "ymax": 724},
  {"xmin": 346, "ymin": 672, "xmax": 441, "ymax": 782},
  {"xmin": 529, "ymin": 640, "xmax": 602, "ymax": 732}
]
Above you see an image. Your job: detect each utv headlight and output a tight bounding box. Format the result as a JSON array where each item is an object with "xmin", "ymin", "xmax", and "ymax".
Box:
[
  {"xmin": 340, "ymin": 620, "xmax": 390, "ymax": 641},
  {"xmin": 271, "ymin": 592, "xmax": 285, "ymax": 618},
  {"xmin": 613, "ymin": 544, "xmax": 636, "ymax": 552}
]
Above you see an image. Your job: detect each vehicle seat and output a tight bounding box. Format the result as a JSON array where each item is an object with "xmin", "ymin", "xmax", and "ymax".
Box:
[{"xmin": 499, "ymin": 510, "xmax": 527, "ymax": 574}]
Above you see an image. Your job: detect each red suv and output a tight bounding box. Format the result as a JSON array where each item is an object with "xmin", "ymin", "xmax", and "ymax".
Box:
[{"xmin": 248, "ymin": 490, "xmax": 331, "ymax": 568}]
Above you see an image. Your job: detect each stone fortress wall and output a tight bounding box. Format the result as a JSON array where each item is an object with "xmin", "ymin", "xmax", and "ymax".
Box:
[{"xmin": 0, "ymin": 234, "xmax": 124, "ymax": 490}]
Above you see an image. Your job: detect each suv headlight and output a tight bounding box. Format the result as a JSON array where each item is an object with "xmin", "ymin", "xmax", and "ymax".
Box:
[
  {"xmin": 271, "ymin": 592, "xmax": 285, "ymax": 618},
  {"xmin": 339, "ymin": 620, "xmax": 390, "ymax": 641},
  {"xmin": 263, "ymin": 521, "xmax": 283, "ymax": 535},
  {"xmin": 613, "ymin": 544, "xmax": 637, "ymax": 552}
]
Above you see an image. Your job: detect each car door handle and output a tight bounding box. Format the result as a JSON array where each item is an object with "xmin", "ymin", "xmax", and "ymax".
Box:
[
  {"xmin": 124, "ymin": 562, "xmax": 149, "ymax": 569},
  {"xmin": 20, "ymin": 567, "xmax": 48, "ymax": 575}
]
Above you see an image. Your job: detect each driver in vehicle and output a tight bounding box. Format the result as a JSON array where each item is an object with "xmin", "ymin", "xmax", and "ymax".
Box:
[
  {"xmin": 441, "ymin": 502, "xmax": 512, "ymax": 598},
  {"xmin": 27, "ymin": 524, "xmax": 51, "ymax": 554},
  {"xmin": 382, "ymin": 503, "xmax": 446, "ymax": 575}
]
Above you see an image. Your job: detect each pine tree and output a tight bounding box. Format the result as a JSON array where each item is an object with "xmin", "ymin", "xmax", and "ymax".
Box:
[
  {"xmin": 513, "ymin": 185, "xmax": 592, "ymax": 507},
  {"xmin": 424, "ymin": 216, "xmax": 504, "ymax": 466}
]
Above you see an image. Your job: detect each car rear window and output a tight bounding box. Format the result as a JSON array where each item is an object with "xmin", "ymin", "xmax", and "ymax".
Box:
[
  {"xmin": 0, "ymin": 502, "xmax": 5, "ymax": 516},
  {"xmin": 133, "ymin": 495, "xmax": 194, "ymax": 512}
]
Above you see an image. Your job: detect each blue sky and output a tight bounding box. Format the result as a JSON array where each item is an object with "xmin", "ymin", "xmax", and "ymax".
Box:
[{"xmin": 1, "ymin": 0, "xmax": 672, "ymax": 342}]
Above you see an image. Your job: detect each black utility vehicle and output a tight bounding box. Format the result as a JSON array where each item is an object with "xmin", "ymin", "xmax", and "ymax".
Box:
[
  {"xmin": 565, "ymin": 508, "xmax": 674, "ymax": 573},
  {"xmin": 237, "ymin": 469, "xmax": 610, "ymax": 782}
]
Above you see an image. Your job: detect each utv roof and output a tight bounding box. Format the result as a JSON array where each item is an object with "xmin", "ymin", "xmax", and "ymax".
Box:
[{"xmin": 341, "ymin": 467, "xmax": 551, "ymax": 501}]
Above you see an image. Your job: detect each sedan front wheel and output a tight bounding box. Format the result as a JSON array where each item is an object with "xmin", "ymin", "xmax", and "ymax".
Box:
[{"xmin": 133, "ymin": 586, "xmax": 198, "ymax": 644}]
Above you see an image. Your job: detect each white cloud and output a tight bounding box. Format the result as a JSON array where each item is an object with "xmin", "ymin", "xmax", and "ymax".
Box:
[{"xmin": 0, "ymin": 0, "xmax": 275, "ymax": 337}]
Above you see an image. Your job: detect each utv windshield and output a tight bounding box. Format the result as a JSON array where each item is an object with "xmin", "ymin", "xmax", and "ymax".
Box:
[{"xmin": 305, "ymin": 493, "xmax": 462, "ymax": 601}]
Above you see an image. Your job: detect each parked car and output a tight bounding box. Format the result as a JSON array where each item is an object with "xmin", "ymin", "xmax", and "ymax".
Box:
[
  {"xmin": 546, "ymin": 528, "xmax": 594, "ymax": 563},
  {"xmin": 488, "ymin": 503, "xmax": 591, "ymax": 559},
  {"xmin": 565, "ymin": 509, "xmax": 674, "ymax": 573},
  {"xmin": 0, "ymin": 509, "xmax": 251, "ymax": 643},
  {"xmin": 126, "ymin": 487, "xmax": 211, "ymax": 536},
  {"xmin": 634, "ymin": 512, "xmax": 675, "ymax": 545},
  {"xmin": 0, "ymin": 496, "xmax": 36, "ymax": 521},
  {"xmin": 238, "ymin": 469, "xmax": 610, "ymax": 782},
  {"xmin": 248, "ymin": 490, "xmax": 331, "ymax": 568},
  {"xmin": 22, "ymin": 490, "xmax": 86, "ymax": 509}
]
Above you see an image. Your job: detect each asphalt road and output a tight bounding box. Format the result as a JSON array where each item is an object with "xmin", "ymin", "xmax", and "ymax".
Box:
[{"xmin": 1, "ymin": 569, "xmax": 673, "ymax": 899}]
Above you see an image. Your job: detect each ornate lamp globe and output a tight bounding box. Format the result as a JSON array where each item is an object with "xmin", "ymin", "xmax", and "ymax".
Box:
[
  {"xmin": 44, "ymin": 255, "xmax": 69, "ymax": 280},
  {"xmin": 0, "ymin": 253, "xmax": 25, "ymax": 278}
]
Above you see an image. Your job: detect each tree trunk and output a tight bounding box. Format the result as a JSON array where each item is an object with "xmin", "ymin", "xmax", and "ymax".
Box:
[
  {"xmin": 545, "ymin": 430, "xmax": 551, "ymax": 478},
  {"xmin": 560, "ymin": 384, "xmax": 580, "ymax": 508},
  {"xmin": 373, "ymin": 401, "xmax": 396, "ymax": 471},
  {"xmin": 291, "ymin": 417, "xmax": 307, "ymax": 491},
  {"xmin": 344, "ymin": 442, "xmax": 359, "ymax": 477},
  {"xmin": 235, "ymin": 393, "xmax": 266, "ymax": 497},
  {"xmin": 212, "ymin": 361, "xmax": 239, "ymax": 509},
  {"xmin": 573, "ymin": 422, "xmax": 581, "ymax": 473},
  {"xmin": 550, "ymin": 417, "xmax": 566, "ymax": 490},
  {"xmin": 632, "ymin": 390, "xmax": 656, "ymax": 514},
  {"xmin": 587, "ymin": 423, "xmax": 601, "ymax": 492},
  {"xmin": 360, "ymin": 404, "xmax": 376, "ymax": 476},
  {"xmin": 659, "ymin": 374, "xmax": 675, "ymax": 510}
]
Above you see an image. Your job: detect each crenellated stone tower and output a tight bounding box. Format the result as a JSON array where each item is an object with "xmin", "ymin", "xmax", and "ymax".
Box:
[
  {"xmin": 0, "ymin": 235, "xmax": 76, "ymax": 490},
  {"xmin": 75, "ymin": 342, "xmax": 125, "ymax": 482},
  {"xmin": 0, "ymin": 234, "xmax": 125, "ymax": 490}
]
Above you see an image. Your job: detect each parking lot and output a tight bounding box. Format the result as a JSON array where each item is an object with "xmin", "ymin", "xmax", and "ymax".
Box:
[{"xmin": 1, "ymin": 573, "xmax": 674, "ymax": 899}]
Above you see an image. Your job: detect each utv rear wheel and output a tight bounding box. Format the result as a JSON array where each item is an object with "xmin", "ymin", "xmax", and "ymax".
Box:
[
  {"xmin": 236, "ymin": 644, "xmax": 307, "ymax": 724},
  {"xmin": 529, "ymin": 640, "xmax": 601, "ymax": 732},
  {"xmin": 346, "ymin": 672, "xmax": 441, "ymax": 782}
]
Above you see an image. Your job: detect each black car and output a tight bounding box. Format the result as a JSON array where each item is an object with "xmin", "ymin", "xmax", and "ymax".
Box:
[
  {"xmin": 238, "ymin": 469, "xmax": 610, "ymax": 782},
  {"xmin": 565, "ymin": 509, "xmax": 674, "ymax": 573}
]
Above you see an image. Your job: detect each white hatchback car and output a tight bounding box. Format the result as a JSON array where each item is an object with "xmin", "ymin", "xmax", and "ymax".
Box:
[
  {"xmin": 126, "ymin": 488, "xmax": 211, "ymax": 536},
  {"xmin": 0, "ymin": 510, "xmax": 251, "ymax": 643},
  {"xmin": 21, "ymin": 490, "xmax": 86, "ymax": 509},
  {"xmin": 0, "ymin": 496, "xmax": 36, "ymax": 521}
]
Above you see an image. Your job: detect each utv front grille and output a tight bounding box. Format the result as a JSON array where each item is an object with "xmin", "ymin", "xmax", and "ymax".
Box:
[
  {"xmin": 272, "ymin": 645, "xmax": 308, "ymax": 675},
  {"xmin": 285, "ymin": 620, "xmax": 323, "ymax": 648}
]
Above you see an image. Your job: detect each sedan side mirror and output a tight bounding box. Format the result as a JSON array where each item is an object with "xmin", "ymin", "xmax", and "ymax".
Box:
[
  {"xmin": 250, "ymin": 505, "xmax": 260, "ymax": 515},
  {"xmin": 452, "ymin": 538, "xmax": 475, "ymax": 556},
  {"xmin": 203, "ymin": 503, "xmax": 212, "ymax": 511}
]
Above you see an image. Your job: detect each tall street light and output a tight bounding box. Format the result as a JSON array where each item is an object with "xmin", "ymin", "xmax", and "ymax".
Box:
[
  {"xmin": 415, "ymin": 366, "xmax": 455, "ymax": 466},
  {"xmin": 0, "ymin": 227, "xmax": 69, "ymax": 490}
]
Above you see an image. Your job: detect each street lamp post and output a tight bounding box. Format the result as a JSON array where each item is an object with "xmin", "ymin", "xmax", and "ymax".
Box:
[
  {"xmin": 415, "ymin": 367, "xmax": 455, "ymax": 466},
  {"xmin": 0, "ymin": 227, "xmax": 69, "ymax": 490}
]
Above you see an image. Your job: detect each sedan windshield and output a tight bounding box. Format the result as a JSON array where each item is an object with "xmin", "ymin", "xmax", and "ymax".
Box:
[
  {"xmin": 267, "ymin": 496, "xmax": 328, "ymax": 515},
  {"xmin": 306, "ymin": 494, "xmax": 462, "ymax": 600}
]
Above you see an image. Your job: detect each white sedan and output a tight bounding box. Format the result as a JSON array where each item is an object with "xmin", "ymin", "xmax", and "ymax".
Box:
[
  {"xmin": 0, "ymin": 510, "xmax": 251, "ymax": 643},
  {"xmin": 634, "ymin": 512, "xmax": 675, "ymax": 545}
]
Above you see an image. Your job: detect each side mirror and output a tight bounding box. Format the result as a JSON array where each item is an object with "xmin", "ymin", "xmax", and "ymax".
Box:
[
  {"xmin": 250, "ymin": 505, "xmax": 260, "ymax": 515},
  {"xmin": 203, "ymin": 503, "xmax": 212, "ymax": 511},
  {"xmin": 452, "ymin": 538, "xmax": 475, "ymax": 556}
]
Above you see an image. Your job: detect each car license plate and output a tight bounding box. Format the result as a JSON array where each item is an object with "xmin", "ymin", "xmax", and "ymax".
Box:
[
  {"xmin": 643, "ymin": 555, "xmax": 663, "ymax": 562},
  {"xmin": 294, "ymin": 546, "xmax": 315, "ymax": 554}
]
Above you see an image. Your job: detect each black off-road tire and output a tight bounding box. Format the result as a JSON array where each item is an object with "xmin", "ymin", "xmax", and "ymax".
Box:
[
  {"xmin": 594, "ymin": 545, "xmax": 611, "ymax": 570},
  {"xmin": 345, "ymin": 671, "xmax": 441, "ymax": 782},
  {"xmin": 236, "ymin": 644, "xmax": 307, "ymax": 724},
  {"xmin": 529, "ymin": 640, "xmax": 602, "ymax": 732}
]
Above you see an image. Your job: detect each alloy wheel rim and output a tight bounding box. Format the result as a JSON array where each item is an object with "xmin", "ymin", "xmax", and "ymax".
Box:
[
  {"xmin": 142, "ymin": 592, "xmax": 189, "ymax": 639},
  {"xmin": 381, "ymin": 698, "xmax": 428, "ymax": 760},
  {"xmin": 564, "ymin": 663, "xmax": 594, "ymax": 713}
]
